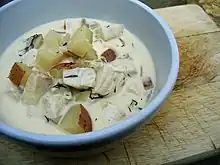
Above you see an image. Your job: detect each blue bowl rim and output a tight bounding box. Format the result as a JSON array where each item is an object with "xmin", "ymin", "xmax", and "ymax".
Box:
[{"xmin": 0, "ymin": 0, "xmax": 179, "ymax": 146}]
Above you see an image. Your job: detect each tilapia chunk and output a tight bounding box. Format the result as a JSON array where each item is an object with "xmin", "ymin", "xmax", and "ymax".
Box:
[
  {"xmin": 63, "ymin": 68, "xmax": 96, "ymax": 89},
  {"xmin": 92, "ymin": 64, "xmax": 126, "ymax": 96},
  {"xmin": 22, "ymin": 72, "xmax": 52, "ymax": 105},
  {"xmin": 40, "ymin": 85, "xmax": 72, "ymax": 122}
]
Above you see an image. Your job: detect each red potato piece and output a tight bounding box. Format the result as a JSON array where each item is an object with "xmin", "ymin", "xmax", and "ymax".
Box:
[
  {"xmin": 8, "ymin": 63, "xmax": 25, "ymax": 86},
  {"xmin": 51, "ymin": 62, "xmax": 76, "ymax": 70},
  {"xmin": 49, "ymin": 62, "xmax": 74, "ymax": 78},
  {"xmin": 8, "ymin": 63, "xmax": 32, "ymax": 87},
  {"xmin": 63, "ymin": 51, "xmax": 79, "ymax": 59},
  {"xmin": 58, "ymin": 104, "xmax": 92, "ymax": 134},
  {"xmin": 35, "ymin": 49, "xmax": 63, "ymax": 71},
  {"xmin": 101, "ymin": 49, "xmax": 116, "ymax": 62},
  {"xmin": 78, "ymin": 104, "xmax": 92, "ymax": 132}
]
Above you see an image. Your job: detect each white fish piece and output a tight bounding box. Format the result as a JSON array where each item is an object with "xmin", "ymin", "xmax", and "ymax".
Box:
[
  {"xmin": 92, "ymin": 64, "xmax": 113, "ymax": 95},
  {"xmin": 22, "ymin": 49, "xmax": 38, "ymax": 67},
  {"xmin": 101, "ymin": 102, "xmax": 126, "ymax": 124},
  {"xmin": 63, "ymin": 68, "xmax": 96, "ymax": 89},
  {"xmin": 101, "ymin": 24, "xmax": 124, "ymax": 41},
  {"xmin": 40, "ymin": 85, "xmax": 72, "ymax": 120},
  {"xmin": 93, "ymin": 64, "xmax": 126, "ymax": 96},
  {"xmin": 22, "ymin": 71, "xmax": 52, "ymax": 105},
  {"xmin": 110, "ymin": 78, "xmax": 150, "ymax": 115},
  {"xmin": 111, "ymin": 59, "xmax": 137, "ymax": 74},
  {"xmin": 113, "ymin": 72, "xmax": 126, "ymax": 93},
  {"xmin": 123, "ymin": 78, "xmax": 145, "ymax": 96},
  {"xmin": 93, "ymin": 39, "xmax": 107, "ymax": 57}
]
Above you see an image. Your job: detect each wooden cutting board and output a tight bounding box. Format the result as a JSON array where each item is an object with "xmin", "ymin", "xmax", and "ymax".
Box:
[{"xmin": 1, "ymin": 4, "xmax": 220, "ymax": 165}]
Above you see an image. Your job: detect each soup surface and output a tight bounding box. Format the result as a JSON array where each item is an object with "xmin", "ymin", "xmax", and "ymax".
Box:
[{"xmin": 0, "ymin": 18, "xmax": 156, "ymax": 135}]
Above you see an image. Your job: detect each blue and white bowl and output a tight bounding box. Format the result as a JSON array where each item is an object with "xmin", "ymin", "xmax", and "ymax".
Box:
[{"xmin": 0, "ymin": 0, "xmax": 179, "ymax": 156}]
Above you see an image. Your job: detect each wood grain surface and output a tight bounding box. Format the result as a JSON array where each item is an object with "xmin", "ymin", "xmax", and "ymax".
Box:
[{"xmin": 1, "ymin": 4, "xmax": 220, "ymax": 165}]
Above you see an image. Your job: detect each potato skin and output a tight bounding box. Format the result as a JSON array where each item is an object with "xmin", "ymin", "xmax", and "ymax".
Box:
[
  {"xmin": 35, "ymin": 49, "xmax": 63, "ymax": 71},
  {"xmin": 101, "ymin": 49, "xmax": 116, "ymax": 62},
  {"xmin": 8, "ymin": 63, "xmax": 25, "ymax": 86},
  {"xmin": 49, "ymin": 62, "xmax": 75, "ymax": 78},
  {"xmin": 8, "ymin": 63, "xmax": 32, "ymax": 87},
  {"xmin": 78, "ymin": 104, "xmax": 92, "ymax": 132},
  {"xmin": 58, "ymin": 104, "xmax": 92, "ymax": 134}
]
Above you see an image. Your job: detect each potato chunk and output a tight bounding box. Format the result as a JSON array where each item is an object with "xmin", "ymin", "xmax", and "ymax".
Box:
[
  {"xmin": 67, "ymin": 39, "xmax": 92, "ymax": 58},
  {"xmin": 67, "ymin": 25, "xmax": 93, "ymax": 57},
  {"xmin": 72, "ymin": 25, "xmax": 93, "ymax": 44},
  {"xmin": 35, "ymin": 49, "xmax": 63, "ymax": 71},
  {"xmin": 43, "ymin": 30, "xmax": 62, "ymax": 48},
  {"xmin": 84, "ymin": 48, "xmax": 98, "ymax": 60},
  {"xmin": 8, "ymin": 62, "xmax": 32, "ymax": 87},
  {"xmin": 74, "ymin": 91, "xmax": 90, "ymax": 101},
  {"xmin": 49, "ymin": 63, "xmax": 74, "ymax": 79},
  {"xmin": 58, "ymin": 104, "xmax": 92, "ymax": 134}
]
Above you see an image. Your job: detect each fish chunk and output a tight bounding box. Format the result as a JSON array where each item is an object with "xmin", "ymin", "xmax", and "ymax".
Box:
[
  {"xmin": 22, "ymin": 72, "xmax": 52, "ymax": 105},
  {"xmin": 63, "ymin": 68, "xmax": 96, "ymax": 89},
  {"xmin": 41, "ymin": 85, "xmax": 72, "ymax": 121},
  {"xmin": 92, "ymin": 64, "xmax": 126, "ymax": 96},
  {"xmin": 101, "ymin": 24, "xmax": 124, "ymax": 41}
]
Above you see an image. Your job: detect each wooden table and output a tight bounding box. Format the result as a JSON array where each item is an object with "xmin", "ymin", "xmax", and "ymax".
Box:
[{"xmin": 1, "ymin": 4, "xmax": 220, "ymax": 165}]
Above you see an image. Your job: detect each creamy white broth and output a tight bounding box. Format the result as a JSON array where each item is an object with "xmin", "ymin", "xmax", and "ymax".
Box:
[{"xmin": 0, "ymin": 18, "xmax": 156, "ymax": 135}]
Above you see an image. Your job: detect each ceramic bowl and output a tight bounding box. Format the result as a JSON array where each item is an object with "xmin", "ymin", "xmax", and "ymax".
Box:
[{"xmin": 0, "ymin": 0, "xmax": 179, "ymax": 156}]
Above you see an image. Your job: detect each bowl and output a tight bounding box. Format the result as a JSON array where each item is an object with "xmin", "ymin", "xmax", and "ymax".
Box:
[{"xmin": 0, "ymin": 0, "xmax": 179, "ymax": 156}]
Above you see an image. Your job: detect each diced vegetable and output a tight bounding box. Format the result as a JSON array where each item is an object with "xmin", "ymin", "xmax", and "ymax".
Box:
[
  {"xmin": 63, "ymin": 50, "xmax": 78, "ymax": 59},
  {"xmin": 58, "ymin": 104, "xmax": 92, "ymax": 134},
  {"xmin": 72, "ymin": 25, "xmax": 93, "ymax": 44},
  {"xmin": 75, "ymin": 91, "xmax": 90, "ymax": 101},
  {"xmin": 49, "ymin": 66, "xmax": 63, "ymax": 79},
  {"xmin": 49, "ymin": 62, "xmax": 75, "ymax": 79},
  {"xmin": 35, "ymin": 49, "xmax": 63, "ymax": 71},
  {"xmin": 67, "ymin": 25, "xmax": 93, "ymax": 57},
  {"xmin": 84, "ymin": 48, "xmax": 98, "ymax": 60},
  {"xmin": 8, "ymin": 63, "xmax": 32, "ymax": 87},
  {"xmin": 67, "ymin": 39, "xmax": 92, "ymax": 58},
  {"xmin": 43, "ymin": 30, "xmax": 62, "ymax": 48},
  {"xmin": 19, "ymin": 63, "xmax": 33, "ymax": 86}
]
